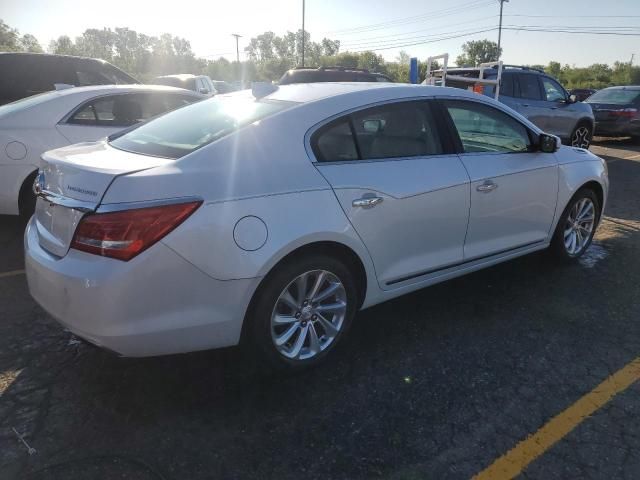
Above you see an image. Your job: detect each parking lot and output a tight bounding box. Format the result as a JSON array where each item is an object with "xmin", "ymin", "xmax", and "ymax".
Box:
[{"xmin": 0, "ymin": 138, "xmax": 639, "ymax": 479}]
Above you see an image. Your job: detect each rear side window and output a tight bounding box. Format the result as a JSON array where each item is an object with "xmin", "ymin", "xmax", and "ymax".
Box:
[
  {"xmin": 314, "ymin": 120, "xmax": 359, "ymax": 162},
  {"xmin": 76, "ymin": 62, "xmax": 137, "ymax": 85},
  {"xmin": 312, "ymin": 100, "xmax": 443, "ymax": 162},
  {"xmin": 587, "ymin": 89, "xmax": 640, "ymax": 105},
  {"xmin": 110, "ymin": 95, "xmax": 293, "ymax": 159},
  {"xmin": 517, "ymin": 74, "xmax": 542, "ymax": 100},
  {"xmin": 443, "ymin": 100, "xmax": 531, "ymax": 153},
  {"xmin": 483, "ymin": 73, "xmax": 514, "ymax": 98},
  {"xmin": 68, "ymin": 93, "xmax": 200, "ymax": 127}
]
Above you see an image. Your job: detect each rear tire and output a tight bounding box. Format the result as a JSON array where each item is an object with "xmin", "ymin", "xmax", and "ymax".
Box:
[
  {"xmin": 570, "ymin": 123, "xmax": 593, "ymax": 149},
  {"xmin": 246, "ymin": 253, "xmax": 358, "ymax": 371},
  {"xmin": 18, "ymin": 171, "xmax": 38, "ymax": 219},
  {"xmin": 550, "ymin": 188, "xmax": 600, "ymax": 260}
]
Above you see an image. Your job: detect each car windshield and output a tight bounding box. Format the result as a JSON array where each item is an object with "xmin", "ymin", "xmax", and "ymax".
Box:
[
  {"xmin": 110, "ymin": 94, "xmax": 294, "ymax": 159},
  {"xmin": 587, "ymin": 89, "xmax": 640, "ymax": 104},
  {"xmin": 0, "ymin": 91, "xmax": 59, "ymax": 117}
]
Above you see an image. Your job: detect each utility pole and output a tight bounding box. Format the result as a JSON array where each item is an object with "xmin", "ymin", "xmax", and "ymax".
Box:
[
  {"xmin": 301, "ymin": 0, "xmax": 306, "ymax": 67},
  {"xmin": 497, "ymin": 0, "xmax": 508, "ymax": 61},
  {"xmin": 232, "ymin": 33, "xmax": 242, "ymax": 63}
]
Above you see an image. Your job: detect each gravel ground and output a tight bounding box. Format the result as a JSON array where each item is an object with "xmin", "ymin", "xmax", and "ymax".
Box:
[{"xmin": 1, "ymin": 138, "xmax": 639, "ymax": 480}]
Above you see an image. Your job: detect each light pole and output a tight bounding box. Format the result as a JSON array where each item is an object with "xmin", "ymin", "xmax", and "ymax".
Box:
[
  {"xmin": 497, "ymin": 0, "xmax": 508, "ymax": 60},
  {"xmin": 232, "ymin": 33, "xmax": 242, "ymax": 63},
  {"xmin": 301, "ymin": 0, "xmax": 305, "ymax": 67}
]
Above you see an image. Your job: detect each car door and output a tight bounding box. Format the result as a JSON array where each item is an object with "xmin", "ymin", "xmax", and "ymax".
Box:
[
  {"xmin": 441, "ymin": 99, "xmax": 558, "ymax": 259},
  {"xmin": 312, "ymin": 100, "xmax": 470, "ymax": 288},
  {"xmin": 539, "ymin": 76, "xmax": 578, "ymax": 139},
  {"xmin": 513, "ymin": 73, "xmax": 549, "ymax": 131}
]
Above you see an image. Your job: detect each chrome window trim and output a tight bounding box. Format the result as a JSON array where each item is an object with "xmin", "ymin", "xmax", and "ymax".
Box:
[{"xmin": 96, "ymin": 196, "xmax": 204, "ymax": 213}]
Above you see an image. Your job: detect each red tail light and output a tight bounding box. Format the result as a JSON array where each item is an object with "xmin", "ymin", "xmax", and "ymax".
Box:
[
  {"xmin": 611, "ymin": 108, "xmax": 638, "ymax": 119},
  {"xmin": 71, "ymin": 201, "xmax": 202, "ymax": 261}
]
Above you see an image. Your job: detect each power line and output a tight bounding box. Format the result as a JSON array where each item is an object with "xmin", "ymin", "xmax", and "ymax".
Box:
[
  {"xmin": 505, "ymin": 26, "xmax": 640, "ymax": 36},
  {"xmin": 348, "ymin": 27, "xmax": 499, "ymax": 52},
  {"xmin": 341, "ymin": 25, "xmax": 498, "ymax": 49},
  {"xmin": 339, "ymin": 15, "xmax": 498, "ymax": 47},
  {"xmin": 505, "ymin": 14, "xmax": 640, "ymax": 18},
  {"xmin": 320, "ymin": 0, "xmax": 494, "ymax": 36}
]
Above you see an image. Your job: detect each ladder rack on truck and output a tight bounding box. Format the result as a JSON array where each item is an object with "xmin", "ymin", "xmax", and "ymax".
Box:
[{"xmin": 421, "ymin": 53, "xmax": 504, "ymax": 100}]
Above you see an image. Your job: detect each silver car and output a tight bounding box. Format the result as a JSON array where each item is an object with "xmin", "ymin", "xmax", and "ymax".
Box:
[
  {"xmin": 25, "ymin": 83, "xmax": 608, "ymax": 370},
  {"xmin": 446, "ymin": 66, "xmax": 595, "ymax": 149}
]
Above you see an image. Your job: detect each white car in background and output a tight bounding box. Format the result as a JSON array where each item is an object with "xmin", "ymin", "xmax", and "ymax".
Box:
[
  {"xmin": 25, "ymin": 83, "xmax": 608, "ymax": 370},
  {"xmin": 0, "ymin": 85, "xmax": 203, "ymax": 216}
]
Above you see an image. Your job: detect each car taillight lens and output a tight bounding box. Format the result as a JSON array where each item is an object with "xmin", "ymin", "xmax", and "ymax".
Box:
[
  {"xmin": 71, "ymin": 201, "xmax": 202, "ymax": 261},
  {"xmin": 611, "ymin": 108, "xmax": 638, "ymax": 118}
]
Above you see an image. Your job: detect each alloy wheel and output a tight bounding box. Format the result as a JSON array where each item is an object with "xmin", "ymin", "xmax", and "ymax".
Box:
[
  {"xmin": 270, "ymin": 270, "xmax": 347, "ymax": 360},
  {"xmin": 563, "ymin": 197, "xmax": 595, "ymax": 255},
  {"xmin": 571, "ymin": 126, "xmax": 591, "ymax": 149}
]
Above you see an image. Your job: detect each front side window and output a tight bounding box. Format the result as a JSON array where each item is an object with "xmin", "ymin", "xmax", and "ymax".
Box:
[
  {"xmin": 443, "ymin": 100, "xmax": 531, "ymax": 154},
  {"xmin": 110, "ymin": 95, "xmax": 293, "ymax": 159},
  {"xmin": 312, "ymin": 101, "xmax": 443, "ymax": 162},
  {"xmin": 518, "ymin": 74, "xmax": 542, "ymax": 100},
  {"xmin": 541, "ymin": 77, "xmax": 566, "ymax": 102}
]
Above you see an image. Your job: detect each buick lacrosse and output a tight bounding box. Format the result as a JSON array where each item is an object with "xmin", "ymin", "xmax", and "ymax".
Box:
[{"xmin": 25, "ymin": 83, "xmax": 608, "ymax": 369}]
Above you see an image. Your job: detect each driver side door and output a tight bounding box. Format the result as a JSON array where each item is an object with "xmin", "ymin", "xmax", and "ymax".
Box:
[{"xmin": 442, "ymin": 99, "xmax": 559, "ymax": 260}]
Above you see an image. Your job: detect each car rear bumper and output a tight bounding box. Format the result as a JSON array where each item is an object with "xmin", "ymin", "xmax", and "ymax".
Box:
[{"xmin": 24, "ymin": 217, "xmax": 259, "ymax": 357}]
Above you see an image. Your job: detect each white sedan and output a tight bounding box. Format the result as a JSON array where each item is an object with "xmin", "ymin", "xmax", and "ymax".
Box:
[
  {"xmin": 25, "ymin": 83, "xmax": 608, "ymax": 370},
  {"xmin": 0, "ymin": 85, "xmax": 203, "ymax": 216}
]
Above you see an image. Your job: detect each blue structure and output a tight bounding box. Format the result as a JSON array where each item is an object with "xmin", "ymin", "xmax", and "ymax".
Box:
[{"xmin": 409, "ymin": 57, "xmax": 418, "ymax": 84}]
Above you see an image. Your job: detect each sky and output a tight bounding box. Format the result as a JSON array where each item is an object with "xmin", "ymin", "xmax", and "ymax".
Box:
[{"xmin": 2, "ymin": 0, "xmax": 639, "ymax": 67}]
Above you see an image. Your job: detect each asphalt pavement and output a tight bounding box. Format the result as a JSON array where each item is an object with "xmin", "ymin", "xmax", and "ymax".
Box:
[{"xmin": 1, "ymin": 138, "xmax": 639, "ymax": 480}]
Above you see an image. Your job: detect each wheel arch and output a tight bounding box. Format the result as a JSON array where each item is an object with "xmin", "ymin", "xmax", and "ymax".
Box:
[{"xmin": 240, "ymin": 239, "xmax": 370, "ymax": 344}]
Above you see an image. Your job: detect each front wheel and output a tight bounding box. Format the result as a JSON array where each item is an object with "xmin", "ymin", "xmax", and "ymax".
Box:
[
  {"xmin": 247, "ymin": 254, "xmax": 358, "ymax": 371},
  {"xmin": 550, "ymin": 188, "xmax": 600, "ymax": 260},
  {"xmin": 570, "ymin": 124, "xmax": 593, "ymax": 149}
]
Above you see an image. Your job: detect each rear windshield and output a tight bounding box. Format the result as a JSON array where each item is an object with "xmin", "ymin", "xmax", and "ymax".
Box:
[
  {"xmin": 587, "ymin": 89, "xmax": 640, "ymax": 105},
  {"xmin": 110, "ymin": 95, "xmax": 294, "ymax": 159}
]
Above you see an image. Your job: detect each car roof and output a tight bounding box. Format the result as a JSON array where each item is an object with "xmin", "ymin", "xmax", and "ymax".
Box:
[
  {"xmin": 260, "ymin": 82, "xmax": 479, "ymax": 104},
  {"xmin": 51, "ymin": 84, "xmax": 201, "ymax": 97},
  {"xmin": 0, "ymin": 52, "xmax": 111, "ymax": 64},
  {"xmin": 601, "ymin": 85, "xmax": 640, "ymax": 90},
  {"xmin": 154, "ymin": 74, "xmax": 206, "ymax": 81}
]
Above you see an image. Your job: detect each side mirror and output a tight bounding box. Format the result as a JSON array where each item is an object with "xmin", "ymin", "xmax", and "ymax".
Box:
[
  {"xmin": 539, "ymin": 133, "xmax": 561, "ymax": 153},
  {"xmin": 199, "ymin": 88, "xmax": 210, "ymax": 94},
  {"xmin": 568, "ymin": 94, "xmax": 577, "ymax": 103}
]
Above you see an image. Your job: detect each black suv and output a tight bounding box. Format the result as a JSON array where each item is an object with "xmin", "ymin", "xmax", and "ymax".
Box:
[
  {"xmin": 279, "ymin": 67, "xmax": 393, "ymax": 85},
  {"xmin": 0, "ymin": 53, "xmax": 139, "ymax": 105}
]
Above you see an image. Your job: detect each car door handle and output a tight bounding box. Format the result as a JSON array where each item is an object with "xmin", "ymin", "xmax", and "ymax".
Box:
[
  {"xmin": 476, "ymin": 181, "xmax": 498, "ymax": 193},
  {"xmin": 352, "ymin": 196, "xmax": 383, "ymax": 208},
  {"xmin": 520, "ymin": 104, "xmax": 530, "ymax": 107}
]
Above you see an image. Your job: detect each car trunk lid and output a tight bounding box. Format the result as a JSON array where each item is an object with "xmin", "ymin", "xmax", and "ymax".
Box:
[{"xmin": 35, "ymin": 141, "xmax": 173, "ymax": 257}]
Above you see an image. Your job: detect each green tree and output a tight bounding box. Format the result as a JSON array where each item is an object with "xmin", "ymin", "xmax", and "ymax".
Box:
[
  {"xmin": 0, "ymin": 19, "xmax": 20, "ymax": 51},
  {"xmin": 20, "ymin": 34, "xmax": 43, "ymax": 52},
  {"xmin": 456, "ymin": 39, "xmax": 502, "ymax": 66}
]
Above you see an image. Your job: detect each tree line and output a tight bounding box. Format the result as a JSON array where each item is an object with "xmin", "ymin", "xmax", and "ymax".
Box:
[{"xmin": 2, "ymin": 19, "xmax": 638, "ymax": 87}]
